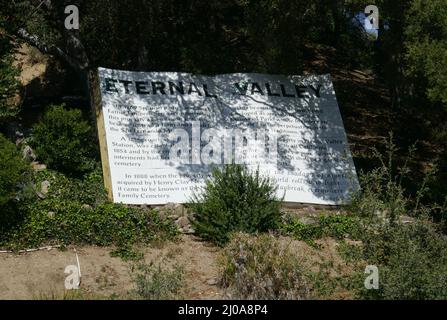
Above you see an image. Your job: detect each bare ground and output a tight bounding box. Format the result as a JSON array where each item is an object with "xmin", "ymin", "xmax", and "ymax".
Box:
[
  {"xmin": 0, "ymin": 233, "xmax": 355, "ymax": 300},
  {"xmin": 0, "ymin": 235, "xmax": 223, "ymax": 300}
]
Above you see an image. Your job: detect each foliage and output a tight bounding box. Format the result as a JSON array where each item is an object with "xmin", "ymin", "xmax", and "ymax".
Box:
[
  {"xmin": 353, "ymin": 219, "xmax": 447, "ymax": 300},
  {"xmin": 0, "ymin": 26, "xmax": 20, "ymax": 121},
  {"xmin": 345, "ymin": 134, "xmax": 447, "ymax": 299},
  {"xmin": 349, "ymin": 133, "xmax": 439, "ymax": 222},
  {"xmin": 0, "ymin": 0, "xmax": 446, "ymax": 300},
  {"xmin": 190, "ymin": 165, "xmax": 282, "ymax": 246},
  {"xmin": 0, "ymin": 133, "xmax": 29, "ymax": 226},
  {"xmin": 31, "ymin": 165, "xmax": 109, "ymax": 207},
  {"xmin": 31, "ymin": 104, "xmax": 96, "ymax": 174},
  {"xmin": 131, "ymin": 261, "xmax": 184, "ymax": 300},
  {"xmin": 404, "ymin": 0, "xmax": 447, "ymax": 109},
  {"xmin": 1, "ymin": 0, "xmax": 372, "ymax": 74},
  {"xmin": 0, "ymin": 168, "xmax": 178, "ymax": 251},
  {"xmin": 1, "ymin": 0, "xmax": 445, "ymax": 116},
  {"xmin": 220, "ymin": 232, "xmax": 309, "ymax": 300},
  {"xmin": 281, "ymin": 214, "xmax": 360, "ymax": 241}
]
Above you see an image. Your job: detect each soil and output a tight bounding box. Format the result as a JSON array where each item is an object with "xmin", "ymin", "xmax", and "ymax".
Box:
[
  {"xmin": 0, "ymin": 233, "xmax": 355, "ymax": 300},
  {"xmin": 0, "ymin": 235, "xmax": 223, "ymax": 300}
]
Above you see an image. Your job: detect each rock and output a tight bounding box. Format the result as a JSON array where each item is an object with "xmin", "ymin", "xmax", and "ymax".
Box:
[
  {"xmin": 206, "ymin": 278, "xmax": 219, "ymax": 286},
  {"xmin": 47, "ymin": 211, "xmax": 55, "ymax": 218},
  {"xmin": 164, "ymin": 202, "xmax": 176, "ymax": 210},
  {"xmin": 40, "ymin": 180, "xmax": 50, "ymax": 195},
  {"xmin": 31, "ymin": 162, "xmax": 47, "ymax": 171},
  {"xmin": 171, "ymin": 203, "xmax": 185, "ymax": 216},
  {"xmin": 182, "ymin": 227, "xmax": 195, "ymax": 234},
  {"xmin": 159, "ymin": 203, "xmax": 185, "ymax": 219},
  {"xmin": 298, "ymin": 216, "xmax": 316, "ymax": 225},
  {"xmin": 82, "ymin": 204, "xmax": 93, "ymax": 210},
  {"xmin": 36, "ymin": 191, "xmax": 46, "ymax": 199},
  {"xmin": 22, "ymin": 145, "xmax": 37, "ymax": 162},
  {"xmin": 36, "ymin": 180, "xmax": 50, "ymax": 199},
  {"xmin": 15, "ymin": 134, "xmax": 25, "ymax": 146},
  {"xmin": 175, "ymin": 216, "xmax": 190, "ymax": 229}
]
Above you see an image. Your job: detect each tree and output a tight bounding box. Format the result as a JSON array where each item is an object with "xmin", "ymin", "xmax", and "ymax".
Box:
[
  {"xmin": 0, "ymin": 133, "xmax": 28, "ymax": 218},
  {"xmin": 404, "ymin": 0, "xmax": 447, "ymax": 110},
  {"xmin": 0, "ymin": 16, "xmax": 20, "ymax": 122}
]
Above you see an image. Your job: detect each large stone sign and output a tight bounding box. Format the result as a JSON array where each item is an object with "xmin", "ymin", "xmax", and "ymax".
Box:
[{"xmin": 95, "ymin": 67, "xmax": 359, "ymax": 205}]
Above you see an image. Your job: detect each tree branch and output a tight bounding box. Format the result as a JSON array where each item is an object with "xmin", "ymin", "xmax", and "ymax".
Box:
[
  {"xmin": 16, "ymin": 28, "xmax": 88, "ymax": 72},
  {"xmin": 17, "ymin": 0, "xmax": 90, "ymax": 73}
]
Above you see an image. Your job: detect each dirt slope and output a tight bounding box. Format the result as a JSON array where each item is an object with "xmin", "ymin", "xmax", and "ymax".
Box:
[{"xmin": 0, "ymin": 235, "xmax": 223, "ymax": 300}]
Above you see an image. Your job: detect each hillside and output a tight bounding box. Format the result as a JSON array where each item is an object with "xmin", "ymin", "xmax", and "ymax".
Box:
[{"xmin": 1, "ymin": 1, "xmax": 447, "ymax": 302}]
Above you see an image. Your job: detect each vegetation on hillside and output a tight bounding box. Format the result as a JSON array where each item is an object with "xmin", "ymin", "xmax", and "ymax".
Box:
[
  {"xmin": 0, "ymin": 133, "xmax": 29, "ymax": 226},
  {"xmin": 0, "ymin": 0, "xmax": 446, "ymax": 300},
  {"xmin": 30, "ymin": 104, "xmax": 97, "ymax": 174},
  {"xmin": 190, "ymin": 165, "xmax": 282, "ymax": 246}
]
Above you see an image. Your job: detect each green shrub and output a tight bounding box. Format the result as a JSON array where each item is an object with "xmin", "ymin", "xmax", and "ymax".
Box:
[
  {"xmin": 357, "ymin": 219, "xmax": 447, "ymax": 300},
  {"xmin": 281, "ymin": 217, "xmax": 323, "ymax": 241},
  {"xmin": 2, "ymin": 202, "xmax": 178, "ymax": 250},
  {"xmin": 349, "ymin": 135, "xmax": 411, "ymax": 222},
  {"xmin": 281, "ymin": 214, "xmax": 360, "ymax": 241},
  {"xmin": 190, "ymin": 165, "xmax": 282, "ymax": 246},
  {"xmin": 220, "ymin": 232, "xmax": 309, "ymax": 299},
  {"xmin": 32, "ymin": 165, "xmax": 109, "ymax": 207},
  {"xmin": 0, "ymin": 36, "xmax": 20, "ymax": 121},
  {"xmin": 0, "ymin": 134, "xmax": 28, "ymax": 225},
  {"xmin": 349, "ymin": 133, "xmax": 441, "ymax": 223},
  {"xmin": 0, "ymin": 169, "xmax": 178, "ymax": 250},
  {"xmin": 132, "ymin": 261, "xmax": 184, "ymax": 300},
  {"xmin": 345, "ymin": 133, "xmax": 447, "ymax": 299},
  {"xmin": 31, "ymin": 104, "xmax": 96, "ymax": 174},
  {"xmin": 318, "ymin": 215, "xmax": 360, "ymax": 239}
]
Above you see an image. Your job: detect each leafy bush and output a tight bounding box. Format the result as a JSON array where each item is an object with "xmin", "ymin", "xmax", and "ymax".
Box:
[
  {"xmin": 281, "ymin": 217, "xmax": 323, "ymax": 241},
  {"xmin": 356, "ymin": 219, "xmax": 447, "ymax": 300},
  {"xmin": 31, "ymin": 104, "xmax": 96, "ymax": 174},
  {"xmin": 0, "ymin": 133, "xmax": 28, "ymax": 226},
  {"xmin": 345, "ymin": 134, "xmax": 447, "ymax": 299},
  {"xmin": 220, "ymin": 232, "xmax": 309, "ymax": 299},
  {"xmin": 1, "ymin": 201, "xmax": 177, "ymax": 250},
  {"xmin": 281, "ymin": 214, "xmax": 360, "ymax": 241},
  {"xmin": 0, "ymin": 169, "xmax": 178, "ymax": 251},
  {"xmin": 32, "ymin": 165, "xmax": 109, "ymax": 207},
  {"xmin": 349, "ymin": 135, "xmax": 412, "ymax": 222},
  {"xmin": 190, "ymin": 165, "xmax": 282, "ymax": 246},
  {"xmin": 404, "ymin": 0, "xmax": 447, "ymax": 109},
  {"xmin": 0, "ymin": 35, "xmax": 20, "ymax": 121},
  {"xmin": 132, "ymin": 261, "xmax": 184, "ymax": 300},
  {"xmin": 349, "ymin": 134, "xmax": 440, "ymax": 223}
]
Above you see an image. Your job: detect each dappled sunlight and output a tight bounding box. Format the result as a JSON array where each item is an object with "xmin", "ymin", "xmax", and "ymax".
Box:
[{"xmin": 98, "ymin": 68, "xmax": 359, "ymax": 205}]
